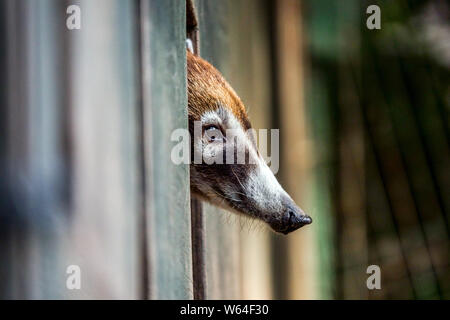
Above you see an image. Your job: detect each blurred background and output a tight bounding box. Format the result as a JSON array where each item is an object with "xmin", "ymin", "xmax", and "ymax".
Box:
[{"xmin": 0, "ymin": 0, "xmax": 448, "ymax": 299}]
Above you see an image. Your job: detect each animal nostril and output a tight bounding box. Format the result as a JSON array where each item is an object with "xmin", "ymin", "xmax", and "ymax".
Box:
[
  {"xmin": 277, "ymin": 198, "xmax": 313, "ymax": 234},
  {"xmin": 273, "ymin": 208, "xmax": 313, "ymax": 234},
  {"xmin": 288, "ymin": 210, "xmax": 296, "ymax": 225},
  {"xmin": 286, "ymin": 207, "xmax": 312, "ymax": 228}
]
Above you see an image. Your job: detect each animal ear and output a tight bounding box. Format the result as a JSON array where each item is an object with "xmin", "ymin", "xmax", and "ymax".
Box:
[{"xmin": 186, "ymin": 39, "xmax": 194, "ymax": 54}]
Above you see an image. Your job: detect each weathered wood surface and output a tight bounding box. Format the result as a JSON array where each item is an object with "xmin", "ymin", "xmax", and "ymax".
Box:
[
  {"xmin": 225, "ymin": 0, "xmax": 275, "ymax": 300},
  {"xmin": 140, "ymin": 0, "xmax": 192, "ymax": 299},
  {"xmin": 195, "ymin": 0, "xmax": 242, "ymax": 299},
  {"xmin": 0, "ymin": 0, "xmax": 73, "ymax": 299},
  {"xmin": 0, "ymin": 0, "xmax": 143, "ymax": 299},
  {"xmin": 0, "ymin": 0, "xmax": 193, "ymax": 299},
  {"xmin": 274, "ymin": 0, "xmax": 319, "ymax": 299},
  {"xmin": 0, "ymin": 0, "xmax": 322, "ymax": 300},
  {"xmin": 186, "ymin": 0, "xmax": 207, "ymax": 300},
  {"xmin": 66, "ymin": 0, "xmax": 142, "ymax": 299}
]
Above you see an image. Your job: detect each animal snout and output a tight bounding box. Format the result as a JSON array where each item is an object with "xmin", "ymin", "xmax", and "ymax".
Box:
[
  {"xmin": 272, "ymin": 199, "xmax": 312, "ymax": 235},
  {"xmin": 285, "ymin": 207, "xmax": 312, "ymax": 233}
]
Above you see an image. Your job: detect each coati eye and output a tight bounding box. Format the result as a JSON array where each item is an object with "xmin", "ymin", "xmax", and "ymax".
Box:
[{"xmin": 204, "ymin": 125, "xmax": 224, "ymax": 142}]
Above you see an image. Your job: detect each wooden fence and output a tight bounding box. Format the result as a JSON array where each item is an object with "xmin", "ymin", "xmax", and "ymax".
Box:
[
  {"xmin": 0, "ymin": 0, "xmax": 321, "ymax": 299},
  {"xmin": 3, "ymin": 0, "xmax": 445, "ymax": 300}
]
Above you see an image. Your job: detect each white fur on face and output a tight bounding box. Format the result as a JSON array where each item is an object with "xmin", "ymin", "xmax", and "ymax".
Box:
[
  {"xmin": 243, "ymin": 157, "xmax": 288, "ymax": 221},
  {"xmin": 195, "ymin": 107, "xmax": 288, "ymax": 221}
]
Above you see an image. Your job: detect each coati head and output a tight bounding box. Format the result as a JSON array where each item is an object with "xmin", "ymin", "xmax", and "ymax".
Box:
[{"xmin": 187, "ymin": 50, "xmax": 312, "ymax": 234}]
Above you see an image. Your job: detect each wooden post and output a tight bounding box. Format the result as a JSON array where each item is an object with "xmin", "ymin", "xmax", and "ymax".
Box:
[
  {"xmin": 139, "ymin": 0, "xmax": 193, "ymax": 299},
  {"xmin": 187, "ymin": 0, "xmax": 207, "ymax": 300}
]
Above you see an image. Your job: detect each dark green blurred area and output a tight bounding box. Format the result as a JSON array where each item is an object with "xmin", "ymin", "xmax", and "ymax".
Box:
[{"xmin": 304, "ymin": 0, "xmax": 449, "ymax": 299}]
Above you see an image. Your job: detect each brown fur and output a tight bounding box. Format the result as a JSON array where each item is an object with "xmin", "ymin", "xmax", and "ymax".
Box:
[{"xmin": 187, "ymin": 51, "xmax": 251, "ymax": 131}]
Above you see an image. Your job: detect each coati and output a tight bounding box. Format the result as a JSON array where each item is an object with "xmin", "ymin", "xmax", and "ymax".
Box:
[{"xmin": 187, "ymin": 49, "xmax": 312, "ymax": 234}]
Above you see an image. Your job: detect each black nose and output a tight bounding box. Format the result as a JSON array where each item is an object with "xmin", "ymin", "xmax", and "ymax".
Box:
[
  {"xmin": 278, "ymin": 204, "xmax": 312, "ymax": 235},
  {"xmin": 288, "ymin": 210, "xmax": 312, "ymax": 226}
]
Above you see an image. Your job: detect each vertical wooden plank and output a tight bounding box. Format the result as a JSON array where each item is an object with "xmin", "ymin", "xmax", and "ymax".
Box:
[
  {"xmin": 0, "ymin": 0, "xmax": 143, "ymax": 299},
  {"xmin": 66, "ymin": 0, "xmax": 141, "ymax": 298},
  {"xmin": 194, "ymin": 0, "xmax": 284, "ymax": 299},
  {"xmin": 190, "ymin": 197, "xmax": 206, "ymax": 299},
  {"xmin": 195, "ymin": 0, "xmax": 242, "ymax": 299},
  {"xmin": 0, "ymin": 0, "xmax": 60, "ymax": 299},
  {"xmin": 0, "ymin": 0, "xmax": 31, "ymax": 299},
  {"xmin": 274, "ymin": 0, "xmax": 319, "ymax": 299},
  {"xmin": 186, "ymin": 0, "xmax": 207, "ymax": 300},
  {"xmin": 0, "ymin": 0, "xmax": 78, "ymax": 299},
  {"xmin": 140, "ymin": 0, "xmax": 193, "ymax": 299},
  {"xmin": 226, "ymin": 0, "xmax": 275, "ymax": 300}
]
